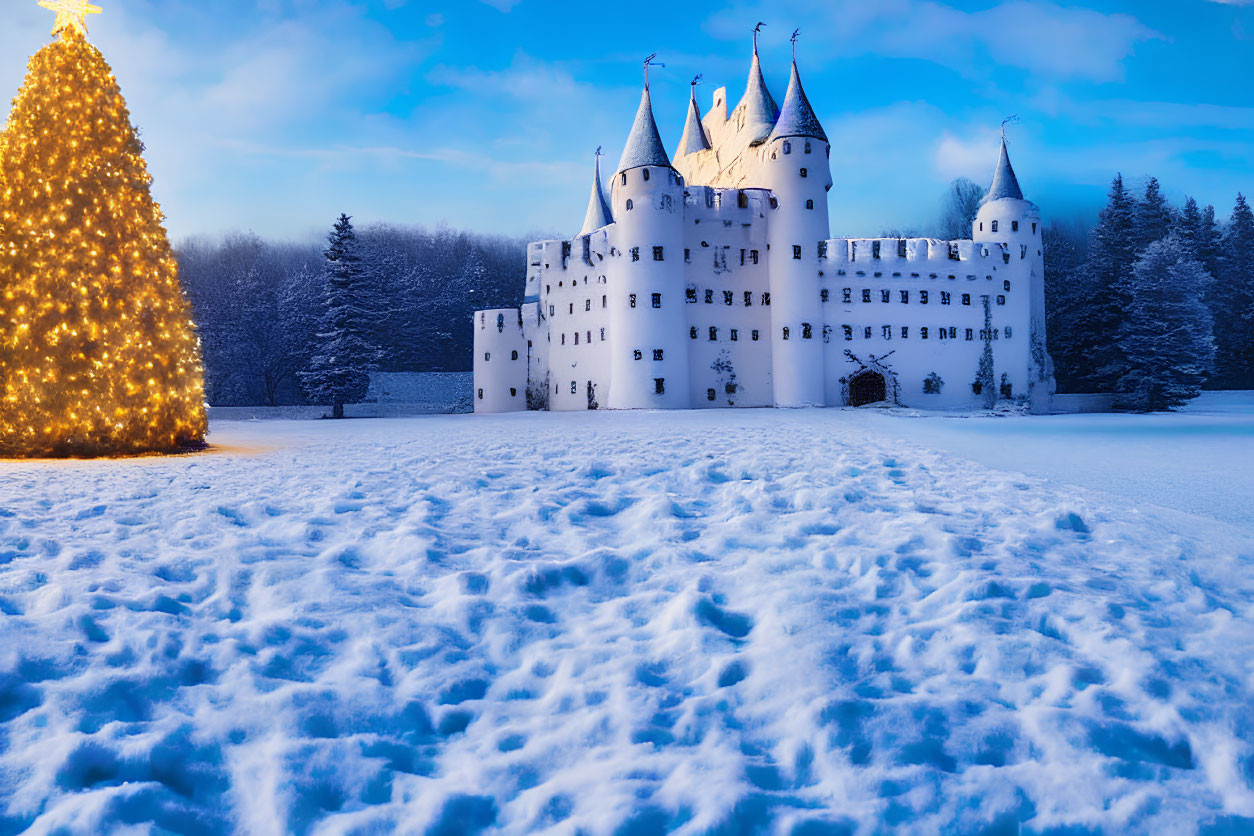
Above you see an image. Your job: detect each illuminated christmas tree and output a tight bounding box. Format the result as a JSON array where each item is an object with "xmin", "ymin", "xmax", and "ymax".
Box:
[{"xmin": 0, "ymin": 0, "xmax": 207, "ymax": 457}]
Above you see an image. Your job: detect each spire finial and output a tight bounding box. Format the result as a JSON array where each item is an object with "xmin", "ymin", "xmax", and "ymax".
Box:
[
  {"xmin": 691, "ymin": 73, "xmax": 702, "ymax": 100},
  {"xmin": 753, "ymin": 22, "xmax": 767, "ymax": 54},
  {"xmin": 595, "ymin": 146, "xmax": 603, "ymax": 158},
  {"xmin": 1001, "ymin": 114, "xmax": 1019, "ymax": 140},
  {"xmin": 643, "ymin": 53, "xmax": 665, "ymax": 90},
  {"xmin": 791, "ymin": 28, "xmax": 801, "ymax": 61}
]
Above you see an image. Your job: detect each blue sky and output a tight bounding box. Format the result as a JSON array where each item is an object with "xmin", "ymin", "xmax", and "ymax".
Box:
[{"xmin": 4, "ymin": 0, "xmax": 1254, "ymax": 242}]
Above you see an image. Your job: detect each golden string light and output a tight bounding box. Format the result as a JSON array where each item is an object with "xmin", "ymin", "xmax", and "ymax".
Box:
[
  {"xmin": 37, "ymin": 0, "xmax": 102, "ymax": 39},
  {"xmin": 0, "ymin": 2, "xmax": 206, "ymax": 457}
]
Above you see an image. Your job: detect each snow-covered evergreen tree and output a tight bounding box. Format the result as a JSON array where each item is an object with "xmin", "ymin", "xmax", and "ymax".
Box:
[
  {"xmin": 1135, "ymin": 176, "xmax": 1173, "ymax": 249},
  {"xmin": 1112, "ymin": 234, "xmax": 1214, "ymax": 411},
  {"xmin": 1042, "ymin": 223, "xmax": 1087, "ymax": 392},
  {"xmin": 1075, "ymin": 174, "xmax": 1138, "ymax": 391},
  {"xmin": 299, "ymin": 215, "xmax": 379, "ymax": 418},
  {"xmin": 1214, "ymin": 194, "xmax": 1254, "ymax": 389}
]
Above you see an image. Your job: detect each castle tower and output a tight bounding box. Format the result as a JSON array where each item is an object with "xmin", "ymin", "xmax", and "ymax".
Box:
[
  {"xmin": 738, "ymin": 28, "xmax": 779, "ymax": 145},
  {"xmin": 607, "ymin": 69, "xmax": 692, "ymax": 410},
  {"xmin": 762, "ymin": 49, "xmax": 832, "ymax": 407},
  {"xmin": 677, "ymin": 77, "xmax": 712, "ymax": 157},
  {"xmin": 973, "ymin": 138, "xmax": 1055, "ymax": 412},
  {"xmin": 579, "ymin": 149, "xmax": 613, "ymax": 236}
]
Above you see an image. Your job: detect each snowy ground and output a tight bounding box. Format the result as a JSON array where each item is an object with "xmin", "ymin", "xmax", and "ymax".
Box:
[{"xmin": 1, "ymin": 405, "xmax": 1253, "ymax": 835}]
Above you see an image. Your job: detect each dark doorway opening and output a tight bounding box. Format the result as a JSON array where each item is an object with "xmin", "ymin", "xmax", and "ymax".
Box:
[{"xmin": 848, "ymin": 371, "xmax": 887, "ymax": 407}]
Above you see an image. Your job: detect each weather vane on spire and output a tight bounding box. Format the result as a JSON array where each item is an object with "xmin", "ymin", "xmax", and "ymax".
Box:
[
  {"xmin": 595, "ymin": 146, "xmax": 603, "ymax": 159},
  {"xmin": 1001, "ymin": 115, "xmax": 1020, "ymax": 139},
  {"xmin": 643, "ymin": 53, "xmax": 664, "ymax": 89},
  {"xmin": 753, "ymin": 22, "xmax": 767, "ymax": 53},
  {"xmin": 691, "ymin": 74, "xmax": 703, "ymax": 88},
  {"xmin": 791, "ymin": 28, "xmax": 801, "ymax": 60},
  {"xmin": 37, "ymin": 0, "xmax": 102, "ymax": 39}
]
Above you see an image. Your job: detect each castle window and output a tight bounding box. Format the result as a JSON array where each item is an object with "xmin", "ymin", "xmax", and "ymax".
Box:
[
  {"xmin": 881, "ymin": 290, "xmax": 890, "ymax": 303},
  {"xmin": 783, "ymin": 141, "xmax": 792, "ymax": 154},
  {"xmin": 586, "ymin": 299, "xmax": 591, "ymax": 312},
  {"xmin": 652, "ymin": 293, "xmax": 662, "ymax": 308},
  {"xmin": 750, "ymin": 250, "xmax": 759, "ymax": 264},
  {"xmin": 601, "ymin": 328, "xmax": 606, "ymax": 341},
  {"xmin": 643, "ymin": 169, "xmax": 651, "ymax": 181},
  {"xmin": 842, "ymin": 288, "xmax": 852, "ymax": 304},
  {"xmin": 1022, "ymin": 245, "xmax": 1028, "ymax": 259},
  {"xmin": 724, "ymin": 291, "xmax": 734, "ymax": 306},
  {"xmin": 901, "ymin": 327, "xmax": 909, "ymax": 339},
  {"xmin": 633, "ymin": 349, "xmax": 642, "ymax": 361},
  {"xmin": 485, "ymin": 352, "xmax": 491, "ymax": 361},
  {"xmin": 574, "ymin": 332, "xmax": 580, "ymax": 345},
  {"xmin": 900, "ymin": 290, "xmax": 909, "ymax": 304},
  {"xmin": 864, "ymin": 327, "xmax": 872, "ymax": 339},
  {"xmin": 941, "ymin": 291, "xmax": 951, "ymax": 305},
  {"xmin": 949, "ymin": 327, "xmax": 958, "ymax": 339},
  {"xmin": 549, "ymin": 305, "xmax": 555, "ymax": 316},
  {"xmin": 709, "ymin": 327, "xmax": 718, "ymax": 341},
  {"xmin": 949, "ymin": 243, "xmax": 961, "ymax": 260},
  {"xmin": 511, "ymin": 388, "xmax": 517, "ymax": 397},
  {"xmin": 653, "ymin": 246, "xmax": 664, "ymax": 261},
  {"xmin": 1012, "ymin": 221, "xmax": 1020, "ymax": 232},
  {"xmin": 843, "ymin": 325, "xmax": 853, "ymax": 341},
  {"xmin": 802, "ymin": 323, "xmax": 813, "ymax": 340},
  {"xmin": 898, "ymin": 239, "xmax": 908, "ymax": 258},
  {"xmin": 631, "ymin": 247, "xmax": 640, "ymax": 262},
  {"xmin": 920, "ymin": 290, "xmax": 929, "ymax": 304},
  {"xmin": 793, "ymin": 245, "xmax": 803, "ymax": 260},
  {"xmin": 626, "ymin": 199, "xmax": 634, "ymax": 211},
  {"xmin": 752, "ymin": 330, "xmax": 760, "ymax": 341},
  {"xmin": 961, "ymin": 293, "xmax": 971, "ymax": 306},
  {"xmin": 622, "ymin": 172, "xmax": 627, "ymax": 186},
  {"xmin": 561, "ymin": 334, "xmax": 566, "ymax": 345},
  {"xmin": 684, "ymin": 248, "xmax": 693, "ymax": 263},
  {"xmin": 966, "ymin": 328, "xmax": 974, "ymax": 341},
  {"xmin": 1004, "ymin": 280, "xmax": 1011, "ymax": 292},
  {"xmin": 979, "ymin": 222, "xmax": 984, "ymax": 232},
  {"xmin": 705, "ymin": 289, "xmax": 714, "ymax": 304},
  {"xmin": 804, "ymin": 140, "xmax": 812, "ymax": 154},
  {"xmin": 818, "ymin": 241, "xmax": 828, "ymax": 259},
  {"xmin": 991, "ymin": 220, "xmax": 999, "ymax": 233},
  {"xmin": 603, "ymin": 295, "xmax": 608, "ymax": 308},
  {"xmin": 686, "ymin": 287, "xmax": 697, "ymax": 303},
  {"xmin": 744, "ymin": 291, "xmax": 753, "ymax": 307},
  {"xmin": 512, "ymin": 350, "xmax": 519, "ymax": 360},
  {"xmin": 921, "ymin": 327, "xmax": 929, "ymax": 340},
  {"xmin": 769, "ymin": 197, "xmax": 778, "ymax": 209},
  {"xmin": 882, "ymin": 325, "xmax": 892, "ymax": 340},
  {"xmin": 569, "ymin": 303, "xmax": 574, "ymax": 314},
  {"xmin": 821, "ymin": 289, "xmax": 829, "ymax": 303},
  {"xmin": 630, "ymin": 294, "xmax": 637, "ymax": 308},
  {"xmin": 800, "ymin": 168, "xmax": 808, "ymax": 178},
  {"xmin": 763, "ymin": 292, "xmax": 771, "ymax": 305},
  {"xmin": 729, "ymin": 329, "xmax": 739, "ymax": 342},
  {"xmin": 997, "ymin": 295, "xmax": 1006, "ymax": 306},
  {"xmin": 1005, "ymin": 326, "xmax": 1014, "ymax": 339},
  {"xmin": 571, "ymin": 381, "xmax": 578, "ymax": 394},
  {"xmin": 1032, "ymin": 223, "xmax": 1037, "ymax": 234},
  {"xmin": 862, "ymin": 289, "xmax": 872, "ymax": 303},
  {"xmin": 708, "ymin": 389, "xmax": 717, "ymax": 401},
  {"xmin": 741, "ymin": 249, "xmax": 746, "ymax": 265},
  {"xmin": 872, "ymin": 240, "xmax": 882, "ymax": 259},
  {"xmin": 587, "ymin": 331, "xmax": 592, "ymax": 343},
  {"xmin": 738, "ymin": 191, "xmax": 749, "ymax": 209},
  {"xmin": 653, "ymin": 349, "xmax": 664, "ymax": 361},
  {"xmin": 478, "ymin": 389, "xmax": 484, "ymax": 400},
  {"xmin": 783, "ymin": 327, "xmax": 790, "ymax": 340},
  {"xmin": 806, "ymin": 199, "xmax": 814, "ymax": 210},
  {"xmin": 655, "ymin": 378, "xmax": 665, "ymax": 394},
  {"xmin": 690, "ymin": 326, "xmax": 698, "ymax": 339}
]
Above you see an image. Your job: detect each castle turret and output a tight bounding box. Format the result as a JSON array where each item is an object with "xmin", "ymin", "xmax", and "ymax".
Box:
[
  {"xmin": 579, "ymin": 149, "xmax": 613, "ymax": 236},
  {"xmin": 677, "ymin": 77, "xmax": 712, "ymax": 157},
  {"xmin": 737, "ymin": 27, "xmax": 779, "ymax": 146},
  {"xmin": 973, "ymin": 137, "xmax": 1055, "ymax": 412},
  {"xmin": 607, "ymin": 69, "xmax": 692, "ymax": 410},
  {"xmin": 762, "ymin": 50, "xmax": 832, "ymax": 407}
]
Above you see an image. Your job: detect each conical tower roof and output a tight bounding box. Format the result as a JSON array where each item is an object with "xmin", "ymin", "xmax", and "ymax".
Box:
[
  {"xmin": 982, "ymin": 138, "xmax": 1024, "ymax": 204},
  {"xmin": 617, "ymin": 85, "xmax": 672, "ymax": 173},
  {"xmin": 579, "ymin": 151, "xmax": 613, "ymax": 236},
  {"xmin": 678, "ymin": 83, "xmax": 711, "ymax": 156},
  {"xmin": 768, "ymin": 60, "xmax": 826, "ymax": 144},
  {"xmin": 738, "ymin": 45, "xmax": 779, "ymax": 146}
]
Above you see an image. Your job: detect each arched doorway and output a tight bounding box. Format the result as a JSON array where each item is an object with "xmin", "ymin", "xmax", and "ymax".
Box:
[{"xmin": 848, "ymin": 371, "xmax": 887, "ymax": 407}]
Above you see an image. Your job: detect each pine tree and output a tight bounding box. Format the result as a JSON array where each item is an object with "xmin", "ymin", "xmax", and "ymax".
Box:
[
  {"xmin": 0, "ymin": 27, "xmax": 206, "ymax": 457},
  {"xmin": 1135, "ymin": 176, "xmax": 1173, "ymax": 249},
  {"xmin": 1214, "ymin": 194, "xmax": 1254, "ymax": 388},
  {"xmin": 1113, "ymin": 234, "xmax": 1214, "ymax": 411},
  {"xmin": 1042, "ymin": 224, "xmax": 1086, "ymax": 392},
  {"xmin": 299, "ymin": 215, "xmax": 379, "ymax": 418},
  {"xmin": 1073, "ymin": 174, "xmax": 1138, "ymax": 391},
  {"xmin": 1174, "ymin": 197, "xmax": 1204, "ymax": 259}
]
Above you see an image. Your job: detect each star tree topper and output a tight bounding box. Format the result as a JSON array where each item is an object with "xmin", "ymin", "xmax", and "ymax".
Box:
[{"xmin": 38, "ymin": 0, "xmax": 102, "ymax": 39}]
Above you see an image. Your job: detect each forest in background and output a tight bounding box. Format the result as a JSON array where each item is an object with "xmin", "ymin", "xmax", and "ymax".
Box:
[{"xmin": 178, "ymin": 175, "xmax": 1254, "ymax": 409}]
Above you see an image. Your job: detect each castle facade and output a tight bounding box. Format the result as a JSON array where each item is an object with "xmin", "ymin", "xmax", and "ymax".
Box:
[{"xmin": 473, "ymin": 40, "xmax": 1055, "ymax": 414}]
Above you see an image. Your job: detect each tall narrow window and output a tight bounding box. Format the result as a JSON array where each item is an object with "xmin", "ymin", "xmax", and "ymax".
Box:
[
  {"xmin": 652, "ymin": 293, "xmax": 662, "ymax": 308},
  {"xmin": 708, "ymin": 389, "xmax": 717, "ymax": 401},
  {"xmin": 783, "ymin": 141, "xmax": 792, "ymax": 154},
  {"xmin": 900, "ymin": 290, "xmax": 909, "ymax": 304},
  {"xmin": 793, "ymin": 245, "xmax": 803, "ymax": 260},
  {"xmin": 901, "ymin": 327, "xmax": 909, "ymax": 339},
  {"xmin": 685, "ymin": 249, "xmax": 691, "ymax": 263},
  {"xmin": 730, "ymin": 329, "xmax": 739, "ymax": 341},
  {"xmin": 750, "ymin": 250, "xmax": 759, "ymax": 264},
  {"xmin": 843, "ymin": 325, "xmax": 853, "ymax": 341},
  {"xmin": 941, "ymin": 291, "xmax": 951, "ymax": 306},
  {"xmin": 806, "ymin": 199, "xmax": 814, "ymax": 210},
  {"xmin": 1012, "ymin": 221, "xmax": 1020, "ymax": 232},
  {"xmin": 686, "ymin": 287, "xmax": 697, "ymax": 303},
  {"xmin": 585, "ymin": 299, "xmax": 591, "ymax": 312},
  {"xmin": 752, "ymin": 330, "xmax": 760, "ymax": 341},
  {"xmin": 571, "ymin": 381, "xmax": 577, "ymax": 394},
  {"xmin": 631, "ymin": 247, "xmax": 640, "ymax": 262},
  {"xmin": 626, "ymin": 199, "xmax": 634, "ymax": 211},
  {"xmin": 802, "ymin": 323, "xmax": 813, "ymax": 339},
  {"xmin": 862, "ymin": 289, "xmax": 872, "ymax": 303},
  {"xmin": 962, "ymin": 293, "xmax": 971, "ymax": 306},
  {"xmin": 705, "ymin": 289, "xmax": 714, "ymax": 304},
  {"xmin": 723, "ymin": 291, "xmax": 734, "ymax": 306},
  {"xmin": 882, "ymin": 325, "xmax": 892, "ymax": 340},
  {"xmin": 763, "ymin": 292, "xmax": 771, "ymax": 306},
  {"xmin": 630, "ymin": 294, "xmax": 637, "ymax": 308},
  {"xmin": 920, "ymin": 290, "xmax": 929, "ymax": 304},
  {"xmin": 920, "ymin": 327, "xmax": 929, "ymax": 340},
  {"xmin": 821, "ymin": 289, "xmax": 830, "ymax": 303},
  {"xmin": 842, "ymin": 288, "xmax": 852, "ymax": 303},
  {"xmin": 633, "ymin": 350, "xmax": 642, "ymax": 361},
  {"xmin": 654, "ymin": 378, "xmax": 665, "ymax": 394},
  {"xmin": 738, "ymin": 191, "xmax": 749, "ymax": 209},
  {"xmin": 783, "ymin": 327, "xmax": 790, "ymax": 340},
  {"xmin": 800, "ymin": 168, "xmax": 808, "ymax": 178},
  {"xmin": 804, "ymin": 140, "xmax": 812, "ymax": 154},
  {"xmin": 881, "ymin": 290, "xmax": 891, "ymax": 303},
  {"xmin": 744, "ymin": 291, "xmax": 753, "ymax": 307},
  {"xmin": 653, "ymin": 246, "xmax": 664, "ymax": 261},
  {"xmin": 511, "ymin": 350, "xmax": 518, "ymax": 360},
  {"xmin": 966, "ymin": 328, "xmax": 974, "ymax": 341},
  {"xmin": 643, "ymin": 169, "xmax": 650, "ymax": 181},
  {"xmin": 690, "ymin": 327, "xmax": 698, "ymax": 339},
  {"xmin": 709, "ymin": 327, "xmax": 718, "ymax": 341},
  {"xmin": 621, "ymin": 172, "xmax": 627, "ymax": 186},
  {"xmin": 991, "ymin": 220, "xmax": 999, "ymax": 233}
]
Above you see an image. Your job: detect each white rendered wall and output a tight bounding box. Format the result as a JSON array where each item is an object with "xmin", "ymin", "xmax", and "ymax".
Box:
[
  {"xmin": 473, "ymin": 308, "xmax": 528, "ymax": 413},
  {"xmin": 540, "ymin": 232, "xmax": 613, "ymax": 411},
  {"xmin": 606, "ymin": 166, "xmax": 692, "ymax": 409},
  {"xmin": 764, "ymin": 136, "xmax": 832, "ymax": 407}
]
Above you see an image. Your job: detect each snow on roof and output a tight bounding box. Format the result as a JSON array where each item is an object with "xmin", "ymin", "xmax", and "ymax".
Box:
[
  {"xmin": 737, "ymin": 48, "xmax": 779, "ymax": 146},
  {"xmin": 982, "ymin": 139, "xmax": 1024, "ymax": 204},
  {"xmin": 767, "ymin": 61, "xmax": 826, "ymax": 145},
  {"xmin": 617, "ymin": 85, "xmax": 672, "ymax": 174},
  {"xmin": 678, "ymin": 86, "xmax": 712, "ymax": 156},
  {"xmin": 579, "ymin": 152, "xmax": 614, "ymax": 236}
]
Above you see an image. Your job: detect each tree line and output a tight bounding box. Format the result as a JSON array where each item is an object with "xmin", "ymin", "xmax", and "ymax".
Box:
[{"xmin": 177, "ymin": 222, "xmax": 527, "ymax": 407}]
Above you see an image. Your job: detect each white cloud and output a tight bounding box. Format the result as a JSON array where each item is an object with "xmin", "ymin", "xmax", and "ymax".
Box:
[{"xmin": 478, "ymin": 0, "xmax": 525, "ymax": 10}]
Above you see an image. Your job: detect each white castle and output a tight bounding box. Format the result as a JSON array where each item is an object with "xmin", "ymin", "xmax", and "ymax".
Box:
[{"xmin": 473, "ymin": 36, "xmax": 1055, "ymax": 414}]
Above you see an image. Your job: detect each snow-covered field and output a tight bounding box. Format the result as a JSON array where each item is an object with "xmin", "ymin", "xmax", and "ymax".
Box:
[{"xmin": 1, "ymin": 404, "xmax": 1253, "ymax": 835}]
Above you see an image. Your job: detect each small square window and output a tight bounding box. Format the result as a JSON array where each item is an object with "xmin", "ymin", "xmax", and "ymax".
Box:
[
  {"xmin": 962, "ymin": 293, "xmax": 971, "ymax": 306},
  {"xmin": 862, "ymin": 289, "xmax": 872, "ymax": 303},
  {"xmin": 653, "ymin": 246, "xmax": 664, "ymax": 261},
  {"xmin": 800, "ymin": 168, "xmax": 808, "ymax": 178},
  {"xmin": 633, "ymin": 349, "xmax": 642, "ymax": 361},
  {"xmin": 708, "ymin": 388, "xmax": 717, "ymax": 401},
  {"xmin": 653, "ymin": 349, "xmax": 664, "ymax": 361},
  {"xmin": 997, "ymin": 295, "xmax": 1006, "ymax": 306},
  {"xmin": 821, "ymin": 289, "xmax": 830, "ymax": 303},
  {"xmin": 921, "ymin": 327, "xmax": 929, "ymax": 340},
  {"xmin": 752, "ymin": 330, "xmax": 760, "ymax": 341}
]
